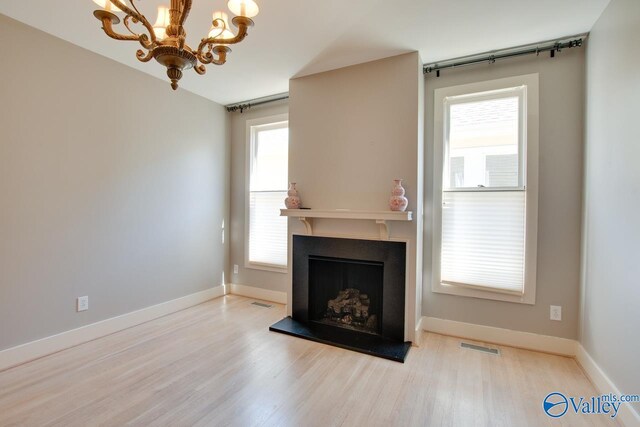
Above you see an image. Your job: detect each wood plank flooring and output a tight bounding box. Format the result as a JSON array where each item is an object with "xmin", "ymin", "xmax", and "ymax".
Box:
[{"xmin": 0, "ymin": 295, "xmax": 611, "ymax": 426}]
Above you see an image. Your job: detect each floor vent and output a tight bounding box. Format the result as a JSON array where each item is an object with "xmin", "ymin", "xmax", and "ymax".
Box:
[
  {"xmin": 251, "ymin": 302, "xmax": 273, "ymax": 308},
  {"xmin": 460, "ymin": 342, "xmax": 500, "ymax": 355}
]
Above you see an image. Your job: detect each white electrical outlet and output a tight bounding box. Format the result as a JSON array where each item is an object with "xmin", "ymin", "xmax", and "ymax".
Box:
[
  {"xmin": 550, "ymin": 305, "xmax": 562, "ymax": 321},
  {"xmin": 77, "ymin": 296, "xmax": 89, "ymax": 312},
  {"xmin": 233, "ymin": 264, "xmax": 239, "ymax": 274}
]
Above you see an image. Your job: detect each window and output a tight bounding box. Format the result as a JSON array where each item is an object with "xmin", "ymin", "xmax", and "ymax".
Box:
[
  {"xmin": 246, "ymin": 114, "xmax": 289, "ymax": 271},
  {"xmin": 432, "ymin": 75, "xmax": 539, "ymax": 304}
]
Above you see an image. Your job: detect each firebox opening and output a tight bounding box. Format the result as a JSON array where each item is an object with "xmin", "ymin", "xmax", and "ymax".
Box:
[{"xmin": 308, "ymin": 256, "xmax": 383, "ymax": 336}]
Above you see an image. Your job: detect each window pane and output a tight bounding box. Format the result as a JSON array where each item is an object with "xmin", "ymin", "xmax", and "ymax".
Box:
[
  {"xmin": 447, "ymin": 96, "xmax": 519, "ymax": 188},
  {"xmin": 251, "ymin": 126, "xmax": 288, "ymax": 191},
  {"xmin": 441, "ymin": 191, "xmax": 525, "ymax": 292},
  {"xmin": 249, "ymin": 191, "xmax": 287, "ymax": 266}
]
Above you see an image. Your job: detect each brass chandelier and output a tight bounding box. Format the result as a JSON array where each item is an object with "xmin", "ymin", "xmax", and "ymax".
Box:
[{"xmin": 93, "ymin": 0, "xmax": 259, "ymax": 90}]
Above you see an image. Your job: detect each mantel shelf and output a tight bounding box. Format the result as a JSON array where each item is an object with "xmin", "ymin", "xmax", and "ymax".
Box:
[{"xmin": 280, "ymin": 209, "xmax": 412, "ymax": 240}]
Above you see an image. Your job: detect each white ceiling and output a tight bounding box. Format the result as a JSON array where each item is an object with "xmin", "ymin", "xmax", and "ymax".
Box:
[{"xmin": 0, "ymin": 0, "xmax": 610, "ymax": 105}]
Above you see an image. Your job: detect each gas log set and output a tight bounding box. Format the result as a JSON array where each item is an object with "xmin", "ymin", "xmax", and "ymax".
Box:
[{"xmin": 322, "ymin": 288, "xmax": 378, "ymax": 333}]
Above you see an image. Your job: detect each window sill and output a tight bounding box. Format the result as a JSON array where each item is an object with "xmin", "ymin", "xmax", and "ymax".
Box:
[
  {"xmin": 245, "ymin": 262, "xmax": 288, "ymax": 274},
  {"xmin": 432, "ymin": 282, "xmax": 535, "ymax": 305}
]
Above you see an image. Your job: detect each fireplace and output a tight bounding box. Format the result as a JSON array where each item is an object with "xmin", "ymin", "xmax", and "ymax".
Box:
[{"xmin": 270, "ymin": 235, "xmax": 411, "ymax": 362}]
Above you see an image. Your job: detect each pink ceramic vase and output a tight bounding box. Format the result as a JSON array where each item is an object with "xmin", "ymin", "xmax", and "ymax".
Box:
[
  {"xmin": 389, "ymin": 179, "xmax": 408, "ymax": 212},
  {"xmin": 285, "ymin": 182, "xmax": 301, "ymax": 209}
]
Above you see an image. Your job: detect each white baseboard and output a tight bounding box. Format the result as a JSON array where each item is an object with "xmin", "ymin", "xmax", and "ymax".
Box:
[
  {"xmin": 576, "ymin": 344, "xmax": 640, "ymax": 427},
  {"xmin": 228, "ymin": 283, "xmax": 287, "ymax": 304},
  {"xmin": 421, "ymin": 316, "xmax": 577, "ymax": 356},
  {"xmin": 0, "ymin": 285, "xmax": 226, "ymax": 372}
]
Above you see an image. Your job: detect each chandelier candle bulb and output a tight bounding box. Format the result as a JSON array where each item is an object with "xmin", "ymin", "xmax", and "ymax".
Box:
[
  {"xmin": 92, "ymin": 0, "xmax": 258, "ymax": 90},
  {"xmin": 93, "ymin": 0, "xmax": 123, "ymax": 13},
  {"xmin": 153, "ymin": 6, "xmax": 171, "ymax": 41},
  {"xmin": 227, "ymin": 0, "xmax": 259, "ymax": 18}
]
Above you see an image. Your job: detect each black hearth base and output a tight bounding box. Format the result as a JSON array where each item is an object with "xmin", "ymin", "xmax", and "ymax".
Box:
[{"xmin": 269, "ymin": 317, "xmax": 411, "ymax": 363}]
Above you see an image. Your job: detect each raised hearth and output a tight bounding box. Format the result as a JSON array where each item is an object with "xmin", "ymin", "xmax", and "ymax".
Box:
[{"xmin": 270, "ymin": 317, "xmax": 411, "ymax": 362}]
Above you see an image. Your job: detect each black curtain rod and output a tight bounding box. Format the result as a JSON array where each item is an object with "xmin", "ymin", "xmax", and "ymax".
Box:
[
  {"xmin": 226, "ymin": 93, "xmax": 289, "ymax": 113},
  {"xmin": 424, "ymin": 34, "xmax": 587, "ymax": 76},
  {"xmin": 226, "ymin": 35, "xmax": 587, "ymax": 109}
]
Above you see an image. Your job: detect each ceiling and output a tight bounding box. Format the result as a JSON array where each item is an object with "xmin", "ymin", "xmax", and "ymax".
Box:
[{"xmin": 0, "ymin": 0, "xmax": 610, "ymax": 105}]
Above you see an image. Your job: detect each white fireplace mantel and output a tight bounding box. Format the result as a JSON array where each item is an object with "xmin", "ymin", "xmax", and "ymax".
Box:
[{"xmin": 280, "ymin": 209, "xmax": 413, "ymax": 240}]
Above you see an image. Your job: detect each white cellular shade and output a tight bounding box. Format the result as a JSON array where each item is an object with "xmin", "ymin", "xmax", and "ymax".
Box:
[
  {"xmin": 248, "ymin": 121, "xmax": 288, "ymax": 268},
  {"xmin": 249, "ymin": 191, "xmax": 287, "ymax": 266},
  {"xmin": 441, "ymin": 191, "xmax": 526, "ymax": 292}
]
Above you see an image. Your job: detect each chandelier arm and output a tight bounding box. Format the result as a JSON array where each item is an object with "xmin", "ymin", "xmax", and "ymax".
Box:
[
  {"xmin": 196, "ymin": 17, "xmax": 253, "ymax": 58},
  {"xmin": 213, "ymin": 49, "xmax": 228, "ymax": 66},
  {"xmin": 178, "ymin": 0, "xmax": 192, "ymax": 28},
  {"xmin": 123, "ymin": 15, "xmax": 141, "ymax": 37},
  {"xmin": 99, "ymin": 17, "xmax": 142, "ymax": 42},
  {"xmin": 126, "ymin": 0, "xmax": 144, "ymax": 19},
  {"xmin": 199, "ymin": 46, "xmax": 229, "ymax": 66},
  {"xmin": 207, "ymin": 18, "xmax": 228, "ymax": 39},
  {"xmin": 107, "ymin": 0, "xmax": 157, "ymax": 46},
  {"xmin": 196, "ymin": 48, "xmax": 213, "ymax": 65},
  {"xmin": 136, "ymin": 49, "xmax": 154, "ymax": 62},
  {"xmin": 98, "ymin": 16, "xmax": 154, "ymax": 52},
  {"xmin": 194, "ymin": 64, "xmax": 207, "ymax": 75}
]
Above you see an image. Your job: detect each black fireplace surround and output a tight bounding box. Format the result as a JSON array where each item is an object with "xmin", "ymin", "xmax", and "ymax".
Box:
[{"xmin": 270, "ymin": 235, "xmax": 411, "ymax": 362}]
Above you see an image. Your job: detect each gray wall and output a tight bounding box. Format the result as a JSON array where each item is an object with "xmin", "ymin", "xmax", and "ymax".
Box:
[
  {"xmin": 423, "ymin": 48, "xmax": 585, "ymax": 339},
  {"xmin": 0, "ymin": 15, "xmax": 228, "ymax": 351},
  {"xmin": 228, "ymin": 101, "xmax": 289, "ymax": 292},
  {"xmin": 289, "ymin": 53, "xmax": 424, "ymax": 340},
  {"xmin": 581, "ymin": 0, "xmax": 640, "ymax": 396}
]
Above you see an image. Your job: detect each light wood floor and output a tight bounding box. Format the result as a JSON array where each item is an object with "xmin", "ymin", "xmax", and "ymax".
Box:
[{"xmin": 0, "ymin": 295, "xmax": 610, "ymax": 427}]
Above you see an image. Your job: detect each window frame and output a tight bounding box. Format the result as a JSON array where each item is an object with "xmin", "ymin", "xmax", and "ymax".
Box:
[
  {"xmin": 432, "ymin": 74, "xmax": 539, "ymax": 304},
  {"xmin": 244, "ymin": 113, "xmax": 289, "ymax": 273}
]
